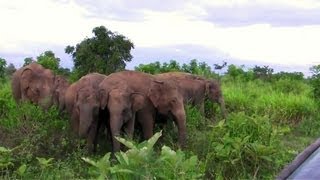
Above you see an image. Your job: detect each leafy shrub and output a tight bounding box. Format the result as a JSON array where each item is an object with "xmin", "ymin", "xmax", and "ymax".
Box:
[
  {"xmin": 224, "ymin": 64, "xmax": 254, "ymax": 82},
  {"xmin": 0, "ymin": 58, "xmax": 6, "ymax": 82},
  {"xmin": 83, "ymin": 132, "xmax": 204, "ymax": 179},
  {"xmin": 204, "ymin": 113, "xmax": 286, "ymax": 179},
  {"xmin": 272, "ymin": 78, "xmax": 310, "ymax": 95},
  {"xmin": 223, "ymin": 80, "xmax": 317, "ymax": 125}
]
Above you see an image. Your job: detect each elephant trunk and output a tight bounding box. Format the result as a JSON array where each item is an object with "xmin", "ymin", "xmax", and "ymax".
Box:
[
  {"xmin": 79, "ymin": 105, "xmax": 94, "ymax": 138},
  {"xmin": 39, "ymin": 95, "xmax": 53, "ymax": 110},
  {"xmin": 218, "ymin": 97, "xmax": 227, "ymax": 120},
  {"xmin": 172, "ymin": 108, "xmax": 187, "ymax": 148}
]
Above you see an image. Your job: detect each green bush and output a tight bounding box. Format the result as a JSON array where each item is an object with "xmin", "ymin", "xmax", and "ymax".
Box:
[
  {"xmin": 1, "ymin": 62, "xmax": 320, "ymax": 179},
  {"xmin": 204, "ymin": 113, "xmax": 287, "ymax": 179},
  {"xmin": 83, "ymin": 132, "xmax": 204, "ymax": 179},
  {"xmin": 223, "ymin": 80, "xmax": 317, "ymax": 125},
  {"xmin": 272, "ymin": 78, "xmax": 310, "ymax": 95}
]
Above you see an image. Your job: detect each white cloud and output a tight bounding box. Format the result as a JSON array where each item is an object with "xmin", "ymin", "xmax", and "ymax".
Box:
[
  {"xmin": 1, "ymin": 0, "xmax": 320, "ymax": 69},
  {"xmin": 0, "ymin": 0, "xmax": 98, "ymax": 53}
]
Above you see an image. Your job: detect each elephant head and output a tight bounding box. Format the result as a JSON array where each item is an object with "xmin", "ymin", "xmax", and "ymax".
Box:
[
  {"xmin": 205, "ymin": 80, "xmax": 227, "ymax": 119},
  {"xmin": 20, "ymin": 67, "xmax": 55, "ymax": 109},
  {"xmin": 100, "ymin": 88, "xmax": 145, "ymax": 117},
  {"xmin": 75, "ymin": 87, "xmax": 101, "ymax": 138},
  {"xmin": 100, "ymin": 86, "xmax": 146, "ymax": 152},
  {"xmin": 148, "ymin": 79, "xmax": 187, "ymax": 147}
]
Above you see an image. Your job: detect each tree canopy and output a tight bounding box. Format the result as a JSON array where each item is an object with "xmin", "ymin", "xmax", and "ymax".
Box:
[
  {"xmin": 23, "ymin": 57, "xmax": 34, "ymax": 67},
  {"xmin": 0, "ymin": 58, "xmax": 7, "ymax": 81},
  {"xmin": 65, "ymin": 26, "xmax": 134, "ymax": 79},
  {"xmin": 36, "ymin": 51, "xmax": 60, "ymax": 73},
  {"xmin": 5, "ymin": 63, "xmax": 16, "ymax": 76}
]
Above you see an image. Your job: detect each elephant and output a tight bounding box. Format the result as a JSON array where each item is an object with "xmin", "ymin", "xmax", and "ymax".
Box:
[
  {"xmin": 11, "ymin": 63, "xmax": 55, "ymax": 109},
  {"xmin": 64, "ymin": 73, "xmax": 107, "ymax": 152},
  {"xmin": 52, "ymin": 75, "xmax": 70, "ymax": 112},
  {"xmin": 98, "ymin": 77, "xmax": 149, "ymax": 153},
  {"xmin": 156, "ymin": 72, "xmax": 227, "ymax": 120},
  {"xmin": 99, "ymin": 70, "xmax": 186, "ymax": 152}
]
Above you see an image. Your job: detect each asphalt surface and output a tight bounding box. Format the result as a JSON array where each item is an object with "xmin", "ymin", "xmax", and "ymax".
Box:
[{"xmin": 288, "ymin": 147, "xmax": 320, "ymax": 179}]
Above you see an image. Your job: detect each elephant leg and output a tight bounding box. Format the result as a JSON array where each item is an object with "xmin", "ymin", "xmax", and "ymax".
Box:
[
  {"xmin": 199, "ymin": 101, "xmax": 205, "ymax": 116},
  {"xmin": 137, "ymin": 110, "xmax": 155, "ymax": 140},
  {"xmin": 70, "ymin": 110, "xmax": 79, "ymax": 135},
  {"xmin": 86, "ymin": 120, "xmax": 98, "ymax": 153},
  {"xmin": 123, "ymin": 116, "xmax": 135, "ymax": 139},
  {"xmin": 172, "ymin": 111, "xmax": 187, "ymax": 148}
]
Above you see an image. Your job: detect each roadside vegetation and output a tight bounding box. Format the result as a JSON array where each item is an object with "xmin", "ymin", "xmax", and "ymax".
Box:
[
  {"xmin": 1, "ymin": 59, "xmax": 320, "ymax": 179},
  {"xmin": 1, "ymin": 26, "xmax": 320, "ymax": 179}
]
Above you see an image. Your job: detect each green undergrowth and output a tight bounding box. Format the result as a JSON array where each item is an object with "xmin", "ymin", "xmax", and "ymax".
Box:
[{"xmin": 1, "ymin": 76, "xmax": 320, "ymax": 179}]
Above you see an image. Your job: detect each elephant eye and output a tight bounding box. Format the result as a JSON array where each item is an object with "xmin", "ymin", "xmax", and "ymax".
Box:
[
  {"xmin": 171, "ymin": 97, "xmax": 178, "ymax": 103},
  {"xmin": 122, "ymin": 108, "xmax": 129, "ymax": 115}
]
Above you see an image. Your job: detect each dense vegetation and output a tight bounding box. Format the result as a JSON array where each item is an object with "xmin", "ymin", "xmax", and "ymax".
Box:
[
  {"xmin": 1, "ymin": 58, "xmax": 320, "ymax": 179},
  {"xmin": 1, "ymin": 26, "xmax": 320, "ymax": 179}
]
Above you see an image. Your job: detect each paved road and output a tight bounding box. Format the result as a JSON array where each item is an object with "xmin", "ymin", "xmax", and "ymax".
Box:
[{"xmin": 288, "ymin": 147, "xmax": 320, "ymax": 179}]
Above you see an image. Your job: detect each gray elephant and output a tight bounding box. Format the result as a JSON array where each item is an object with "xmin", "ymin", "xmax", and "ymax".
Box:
[
  {"xmin": 156, "ymin": 72, "xmax": 227, "ymax": 119},
  {"xmin": 52, "ymin": 75, "xmax": 70, "ymax": 112},
  {"xmin": 11, "ymin": 63, "xmax": 55, "ymax": 109},
  {"xmin": 64, "ymin": 73, "xmax": 107, "ymax": 152},
  {"xmin": 99, "ymin": 70, "xmax": 186, "ymax": 153},
  {"xmin": 98, "ymin": 76, "xmax": 149, "ymax": 153}
]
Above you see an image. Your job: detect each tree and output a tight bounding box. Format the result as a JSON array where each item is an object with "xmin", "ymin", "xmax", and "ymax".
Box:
[
  {"xmin": 309, "ymin": 65, "xmax": 320, "ymax": 98},
  {"xmin": 253, "ymin": 65, "xmax": 274, "ymax": 81},
  {"xmin": 23, "ymin": 57, "xmax": 34, "ymax": 67},
  {"xmin": 0, "ymin": 58, "xmax": 7, "ymax": 81},
  {"xmin": 65, "ymin": 26, "xmax": 134, "ymax": 78},
  {"xmin": 36, "ymin": 50, "xmax": 60, "ymax": 73},
  {"xmin": 6, "ymin": 63, "xmax": 16, "ymax": 76}
]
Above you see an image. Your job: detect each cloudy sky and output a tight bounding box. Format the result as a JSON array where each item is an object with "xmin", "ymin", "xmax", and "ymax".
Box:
[{"xmin": 1, "ymin": 0, "xmax": 320, "ymax": 74}]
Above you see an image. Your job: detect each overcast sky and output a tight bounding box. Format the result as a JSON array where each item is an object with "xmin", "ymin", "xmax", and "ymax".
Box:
[{"xmin": 1, "ymin": 0, "xmax": 320, "ymax": 74}]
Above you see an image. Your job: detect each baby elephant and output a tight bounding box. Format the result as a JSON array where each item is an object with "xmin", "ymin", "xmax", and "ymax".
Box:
[
  {"xmin": 99, "ymin": 76, "xmax": 148, "ymax": 153},
  {"xmin": 64, "ymin": 73, "xmax": 107, "ymax": 152}
]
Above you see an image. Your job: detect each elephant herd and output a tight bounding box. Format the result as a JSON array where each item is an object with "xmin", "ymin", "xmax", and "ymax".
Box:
[{"xmin": 12, "ymin": 63, "xmax": 227, "ymax": 153}]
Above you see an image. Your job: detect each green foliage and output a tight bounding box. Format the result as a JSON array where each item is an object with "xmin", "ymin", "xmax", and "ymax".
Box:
[
  {"xmin": 5, "ymin": 63, "xmax": 16, "ymax": 76},
  {"xmin": 66, "ymin": 26, "xmax": 134, "ymax": 80},
  {"xmin": 36, "ymin": 51, "xmax": 60, "ymax": 73},
  {"xmin": 273, "ymin": 71, "xmax": 304, "ymax": 81},
  {"xmin": 23, "ymin": 57, "xmax": 34, "ymax": 67},
  {"xmin": 223, "ymin": 79, "xmax": 316, "ymax": 124},
  {"xmin": 1, "ymin": 61, "xmax": 320, "ymax": 179},
  {"xmin": 36, "ymin": 157, "xmax": 54, "ymax": 170},
  {"xmin": 204, "ymin": 113, "xmax": 286, "ymax": 179},
  {"xmin": 309, "ymin": 64, "xmax": 320, "ymax": 99},
  {"xmin": 225, "ymin": 64, "xmax": 254, "ymax": 81},
  {"xmin": 135, "ymin": 59, "xmax": 219, "ymax": 78},
  {"xmin": 0, "ymin": 146, "xmax": 14, "ymax": 170},
  {"xmin": 0, "ymin": 57, "xmax": 7, "ymax": 82},
  {"xmin": 83, "ymin": 132, "xmax": 204, "ymax": 179},
  {"xmin": 253, "ymin": 65, "xmax": 274, "ymax": 81}
]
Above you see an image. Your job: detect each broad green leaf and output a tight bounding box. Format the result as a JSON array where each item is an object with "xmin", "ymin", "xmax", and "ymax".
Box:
[
  {"xmin": 16, "ymin": 164, "xmax": 27, "ymax": 176},
  {"xmin": 146, "ymin": 131, "xmax": 162, "ymax": 149},
  {"xmin": 0, "ymin": 146, "xmax": 11, "ymax": 153},
  {"xmin": 115, "ymin": 151, "xmax": 129, "ymax": 165},
  {"xmin": 82, "ymin": 157, "xmax": 98, "ymax": 167},
  {"xmin": 115, "ymin": 136, "xmax": 136, "ymax": 149}
]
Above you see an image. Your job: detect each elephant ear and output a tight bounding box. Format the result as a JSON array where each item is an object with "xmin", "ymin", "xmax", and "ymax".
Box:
[
  {"xmin": 131, "ymin": 93, "xmax": 145, "ymax": 112},
  {"xmin": 99, "ymin": 89, "xmax": 109, "ymax": 110},
  {"xmin": 21, "ymin": 68, "xmax": 38, "ymax": 98},
  {"xmin": 148, "ymin": 81, "xmax": 164, "ymax": 108}
]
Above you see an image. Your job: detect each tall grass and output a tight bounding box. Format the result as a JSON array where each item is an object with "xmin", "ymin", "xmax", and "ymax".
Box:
[
  {"xmin": 223, "ymin": 79, "xmax": 317, "ymax": 124},
  {"xmin": 1, "ymin": 74, "xmax": 320, "ymax": 179}
]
